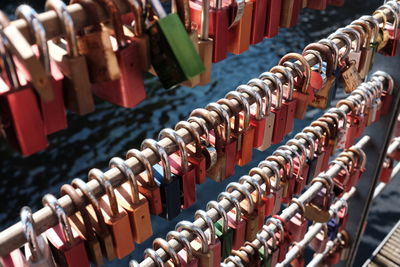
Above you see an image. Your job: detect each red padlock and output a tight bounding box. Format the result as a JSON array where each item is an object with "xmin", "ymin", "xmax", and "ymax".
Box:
[
  {"xmin": 380, "ymin": 157, "xmax": 393, "ymax": 184},
  {"xmin": 271, "ymin": 216, "xmax": 291, "ymax": 262},
  {"xmin": 176, "ymin": 119, "xmax": 207, "ymax": 184},
  {"xmin": 287, "ymin": 212, "xmax": 308, "ymax": 242},
  {"xmin": 0, "ymin": 49, "xmax": 48, "ymax": 156},
  {"xmin": 372, "ymin": 71, "xmax": 394, "ymax": 116},
  {"xmin": 92, "ymin": 0, "xmax": 145, "ymax": 108},
  {"xmin": 287, "ymin": 139, "xmax": 309, "ymax": 195},
  {"xmin": 265, "ymin": 0, "xmax": 281, "ymax": 38},
  {"xmin": 237, "ymin": 81, "xmax": 267, "ymax": 149},
  {"xmin": 0, "ymin": 249, "xmax": 27, "ymax": 267},
  {"xmin": 327, "ymin": 0, "xmax": 344, "ymax": 6},
  {"xmin": 259, "ymin": 72, "xmax": 287, "ymax": 144},
  {"xmin": 280, "ymin": 0, "xmax": 301, "ymax": 28},
  {"xmin": 330, "ymin": 160, "xmax": 350, "ymax": 197},
  {"xmin": 279, "ymin": 53, "xmax": 312, "ymax": 120},
  {"xmin": 43, "ymin": 194, "xmax": 90, "ymax": 267},
  {"xmin": 271, "ymin": 65, "xmax": 297, "ymax": 135},
  {"xmin": 249, "ymin": 0, "xmax": 267, "ymax": 44},
  {"xmin": 16, "ymin": 6, "xmax": 67, "ymax": 135},
  {"xmin": 307, "ymin": 0, "xmax": 327, "ymax": 10},
  {"xmin": 271, "ymin": 150, "xmax": 295, "ymax": 203},
  {"xmin": 309, "ymin": 225, "xmax": 328, "ymax": 253},
  {"xmin": 190, "ymin": 0, "xmax": 229, "ymax": 62}
]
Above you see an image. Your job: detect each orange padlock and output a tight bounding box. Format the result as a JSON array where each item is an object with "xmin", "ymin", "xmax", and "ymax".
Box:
[
  {"xmin": 88, "ymin": 168, "xmax": 135, "ymax": 259},
  {"xmin": 226, "ymin": 0, "xmax": 254, "ymax": 54},
  {"xmin": 109, "ymin": 157, "xmax": 153, "ymax": 244}
]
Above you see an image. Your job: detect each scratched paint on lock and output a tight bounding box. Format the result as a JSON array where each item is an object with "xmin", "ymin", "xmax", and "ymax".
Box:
[{"xmin": 0, "ymin": 0, "xmax": 397, "ymax": 266}]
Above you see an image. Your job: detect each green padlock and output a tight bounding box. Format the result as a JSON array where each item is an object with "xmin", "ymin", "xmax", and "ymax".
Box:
[
  {"xmin": 207, "ymin": 201, "xmax": 234, "ymax": 260},
  {"xmin": 148, "ymin": 0, "xmax": 204, "ymax": 88}
]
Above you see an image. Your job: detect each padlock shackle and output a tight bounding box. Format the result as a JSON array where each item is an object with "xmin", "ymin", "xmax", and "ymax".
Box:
[
  {"xmin": 200, "ymin": 0, "xmax": 210, "ymax": 40},
  {"xmin": 109, "ymin": 157, "xmax": 141, "ymax": 205},
  {"xmin": 247, "ymin": 78, "xmax": 272, "ymax": 117},
  {"xmin": 125, "ymin": 149, "xmax": 157, "ymax": 188},
  {"xmin": 271, "ymin": 65, "xmax": 295, "ymax": 101},
  {"xmin": 259, "ymin": 72, "xmax": 283, "ymax": 109},
  {"xmin": 45, "ymin": 0, "xmax": 80, "ymax": 57},
  {"xmin": 15, "ymin": 5, "xmax": 51, "ymax": 74},
  {"xmin": 20, "ymin": 207, "xmax": 42, "ymax": 263},
  {"xmin": 236, "ymin": 85, "xmax": 263, "ymax": 121},
  {"xmin": 127, "ymin": 0, "xmax": 146, "ymax": 37},
  {"xmin": 93, "ymin": 0, "xmax": 127, "ymax": 48},
  {"xmin": 141, "ymin": 139, "xmax": 172, "ymax": 183},
  {"xmin": 158, "ymin": 128, "xmax": 189, "ymax": 173},
  {"xmin": 148, "ymin": 0, "xmax": 167, "ymax": 18}
]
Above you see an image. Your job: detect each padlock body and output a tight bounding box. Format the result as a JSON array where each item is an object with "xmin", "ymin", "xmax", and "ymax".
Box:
[
  {"xmin": 228, "ymin": 211, "xmax": 247, "ymax": 250},
  {"xmin": 265, "ymin": 0, "xmax": 282, "ymax": 37},
  {"xmin": 250, "ymin": 0, "xmax": 267, "ymax": 44},
  {"xmin": 92, "ymin": 39, "xmax": 146, "ymax": 108},
  {"xmin": 307, "ymin": 0, "xmax": 327, "ymax": 10},
  {"xmin": 227, "ymin": 1, "xmax": 254, "ymax": 55},
  {"xmin": 271, "ymin": 106, "xmax": 288, "ymax": 144},
  {"xmin": 153, "ymin": 164, "xmax": 182, "ymax": 220},
  {"xmin": 0, "ymin": 79, "xmax": 48, "ymax": 156}
]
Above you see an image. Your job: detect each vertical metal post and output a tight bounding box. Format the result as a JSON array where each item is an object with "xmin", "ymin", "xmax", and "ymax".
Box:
[{"xmin": 342, "ymin": 53, "xmax": 400, "ymax": 267}]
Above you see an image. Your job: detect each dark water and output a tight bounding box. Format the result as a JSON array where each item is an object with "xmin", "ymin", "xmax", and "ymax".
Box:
[{"xmin": 0, "ymin": 0, "xmax": 398, "ymax": 266}]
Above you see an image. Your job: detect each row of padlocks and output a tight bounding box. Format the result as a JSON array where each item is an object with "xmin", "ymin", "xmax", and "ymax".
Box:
[{"xmin": 1, "ymin": 0, "xmax": 400, "ymax": 266}]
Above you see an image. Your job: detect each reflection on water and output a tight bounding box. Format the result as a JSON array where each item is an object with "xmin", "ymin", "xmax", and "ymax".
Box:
[{"xmin": 0, "ymin": 0, "xmax": 397, "ymax": 265}]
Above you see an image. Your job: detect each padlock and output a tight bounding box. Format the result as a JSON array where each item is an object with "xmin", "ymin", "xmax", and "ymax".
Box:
[
  {"xmin": 42, "ymin": 194, "xmax": 90, "ymax": 267},
  {"xmin": 20, "ymin": 206, "xmax": 56, "ymax": 267},
  {"xmin": 196, "ymin": 0, "xmax": 213, "ymax": 85},
  {"xmin": 304, "ymin": 43, "xmax": 336, "ymax": 109},
  {"xmin": 0, "ymin": 30, "xmax": 48, "ymax": 156},
  {"xmin": 259, "ymin": 72, "xmax": 287, "ymax": 144},
  {"xmin": 236, "ymin": 82, "xmax": 264, "ymax": 149},
  {"xmin": 339, "ymin": 27, "xmax": 363, "ymax": 71},
  {"xmin": 245, "ymin": 79, "xmax": 275, "ymax": 151},
  {"xmin": 380, "ymin": 157, "xmax": 393, "ymax": 183},
  {"xmin": 287, "ymin": 211, "xmax": 308, "ymax": 243},
  {"xmin": 191, "ymin": 107, "xmax": 227, "ymax": 182},
  {"xmin": 338, "ymin": 206, "xmax": 349, "ymax": 231},
  {"xmin": 226, "ymin": 182, "xmax": 258, "ymax": 242},
  {"xmin": 259, "ymin": 160, "xmax": 283, "ymax": 214},
  {"xmin": 309, "ymin": 224, "xmax": 329, "ymax": 253},
  {"xmin": 330, "ymin": 160, "xmax": 350, "ymax": 197},
  {"xmin": 305, "ymin": 175, "xmax": 334, "ymax": 223},
  {"xmin": 176, "ymin": 221, "xmax": 214, "ymax": 267},
  {"xmin": 167, "ymin": 230, "xmax": 199, "ymax": 267},
  {"xmin": 176, "ymin": 119, "xmax": 207, "ymax": 184},
  {"xmin": 60, "ymin": 184, "xmax": 104, "ymax": 266},
  {"xmin": 71, "ymin": 0, "xmax": 121, "ymax": 82},
  {"xmin": 141, "ymin": 139, "xmax": 181, "ymax": 220},
  {"xmin": 195, "ymin": 210, "xmax": 222, "ymax": 266},
  {"xmin": 339, "ymin": 52, "xmax": 362, "ymax": 94},
  {"xmin": 177, "ymin": 0, "xmax": 201, "ymax": 87},
  {"xmin": 152, "ymin": 238, "xmax": 182, "ymax": 267},
  {"xmin": 372, "ymin": 71, "xmax": 394, "ymax": 116},
  {"xmin": 303, "ymin": 127, "xmax": 325, "ymax": 182},
  {"xmin": 148, "ymin": 0, "xmax": 204, "ymax": 88},
  {"xmin": 218, "ymin": 192, "xmax": 247, "ymax": 251},
  {"xmin": 249, "ymin": 167, "xmax": 273, "ymax": 218},
  {"xmin": 347, "ymin": 146, "xmax": 366, "ymax": 184},
  {"xmin": 280, "ymin": 0, "xmax": 301, "ymax": 28},
  {"xmin": 264, "ymin": 0, "xmax": 281, "ymax": 38},
  {"xmin": 207, "ymin": 102, "xmax": 237, "ymax": 179},
  {"xmin": 279, "ymin": 53, "xmax": 312, "ymax": 119},
  {"xmin": 126, "ymin": 148, "xmax": 163, "ymax": 216},
  {"xmin": 270, "ymin": 65, "xmax": 297, "ymax": 135},
  {"xmin": 306, "ymin": 51, "xmax": 324, "ymax": 97},
  {"xmin": 338, "ymin": 151, "xmax": 358, "ymax": 190},
  {"xmin": 90, "ymin": 0, "xmax": 145, "ymax": 108},
  {"xmin": 0, "ymin": 12, "xmax": 53, "ymax": 102},
  {"xmin": 159, "ymin": 128, "xmax": 197, "ymax": 209},
  {"xmin": 240, "ymin": 175, "xmax": 267, "ymax": 240},
  {"xmin": 123, "ymin": 0, "xmax": 151, "ymax": 72},
  {"xmin": 271, "ymin": 150, "xmax": 295, "ymax": 203},
  {"xmin": 109, "ymin": 157, "xmax": 153, "ymax": 243},
  {"xmin": 226, "ymin": 91, "xmax": 255, "ymax": 166},
  {"xmin": 88, "ymin": 168, "xmax": 134, "ymax": 259},
  {"xmin": 378, "ymin": 5, "xmax": 399, "ymax": 57},
  {"xmin": 269, "ymin": 216, "xmax": 291, "ymax": 262},
  {"xmin": 307, "ymin": 0, "xmax": 326, "ymax": 10},
  {"xmin": 336, "ymin": 99, "xmax": 358, "ymax": 148},
  {"xmin": 71, "ymin": 179, "xmax": 116, "ymax": 261},
  {"xmin": 207, "ymin": 201, "xmax": 234, "ymax": 259},
  {"xmin": 227, "ymin": 0, "xmax": 252, "ymax": 54},
  {"xmin": 249, "ymin": 0, "xmax": 267, "ymax": 44},
  {"xmin": 294, "ymin": 132, "xmax": 316, "ymax": 181},
  {"xmin": 16, "ymin": 5, "xmax": 67, "ymax": 135},
  {"xmin": 46, "ymin": 0, "xmax": 94, "ymax": 115},
  {"xmin": 286, "ymin": 139, "xmax": 308, "ymax": 194},
  {"xmin": 257, "ymin": 226, "xmax": 279, "ymax": 267},
  {"xmin": 190, "ymin": 0, "xmax": 229, "ymax": 63},
  {"xmin": 316, "ymin": 117, "xmax": 337, "ymax": 169},
  {"xmin": 327, "ymin": 0, "xmax": 344, "ymax": 6}
]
